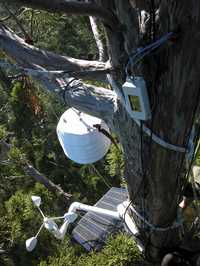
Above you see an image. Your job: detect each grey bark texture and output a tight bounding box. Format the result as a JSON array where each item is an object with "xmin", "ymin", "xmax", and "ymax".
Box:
[{"xmin": 0, "ymin": 0, "xmax": 200, "ymax": 262}]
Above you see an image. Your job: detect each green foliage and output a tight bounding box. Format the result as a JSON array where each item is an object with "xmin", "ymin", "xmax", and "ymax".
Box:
[
  {"xmin": 0, "ymin": 125, "xmax": 7, "ymax": 139},
  {"xmin": 4, "ymin": 183, "xmax": 66, "ymax": 266},
  {"xmin": 9, "ymin": 81, "xmax": 44, "ymax": 141},
  {"xmin": 106, "ymin": 144, "xmax": 124, "ymax": 180},
  {"xmin": 77, "ymin": 233, "xmax": 143, "ymax": 266},
  {"xmin": 35, "ymin": 14, "xmax": 97, "ymax": 58},
  {"xmin": 39, "ymin": 233, "xmax": 144, "ymax": 266},
  {"xmin": 8, "ymin": 146, "xmax": 26, "ymax": 164},
  {"xmin": 5, "ymin": 183, "xmax": 54, "ymax": 240},
  {"xmin": 39, "ymin": 239, "xmax": 83, "ymax": 266}
]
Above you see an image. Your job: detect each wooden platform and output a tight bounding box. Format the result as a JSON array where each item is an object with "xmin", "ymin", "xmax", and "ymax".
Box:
[{"xmin": 72, "ymin": 187, "xmax": 128, "ymax": 251}]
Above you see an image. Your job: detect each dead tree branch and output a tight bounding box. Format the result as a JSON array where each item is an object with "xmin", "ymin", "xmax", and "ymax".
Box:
[
  {"xmin": 23, "ymin": 163, "xmax": 72, "ymax": 201},
  {"xmin": 56, "ymin": 76, "xmax": 117, "ymax": 120},
  {"xmin": 0, "ymin": 61, "xmax": 117, "ymax": 120}
]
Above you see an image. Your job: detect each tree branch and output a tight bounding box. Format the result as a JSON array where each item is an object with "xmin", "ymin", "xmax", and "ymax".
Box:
[
  {"xmin": 56, "ymin": 76, "xmax": 117, "ymax": 120},
  {"xmin": 23, "ymin": 163, "xmax": 72, "ymax": 201},
  {"xmin": 3, "ymin": 0, "xmax": 117, "ymax": 29},
  {"xmin": 115, "ymin": 0, "xmax": 139, "ymax": 55},
  {"xmin": 0, "ymin": 25, "xmax": 110, "ymax": 81},
  {"xmin": 0, "ymin": 58, "xmax": 117, "ymax": 120},
  {"xmin": 89, "ymin": 16, "xmax": 106, "ymax": 61},
  {"xmin": 2, "ymin": 4, "xmax": 30, "ymax": 39}
]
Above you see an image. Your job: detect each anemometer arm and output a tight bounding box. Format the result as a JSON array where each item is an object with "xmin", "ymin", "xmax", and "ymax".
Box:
[
  {"xmin": 67, "ymin": 202, "xmax": 120, "ymax": 220},
  {"xmin": 46, "ymin": 212, "xmax": 78, "ymax": 240}
]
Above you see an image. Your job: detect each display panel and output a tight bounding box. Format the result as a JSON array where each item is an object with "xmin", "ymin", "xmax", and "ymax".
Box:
[{"xmin": 128, "ymin": 95, "xmax": 142, "ymax": 112}]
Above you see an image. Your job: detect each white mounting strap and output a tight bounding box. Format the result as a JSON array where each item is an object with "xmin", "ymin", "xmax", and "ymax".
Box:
[{"xmin": 134, "ymin": 119, "xmax": 187, "ymax": 153}]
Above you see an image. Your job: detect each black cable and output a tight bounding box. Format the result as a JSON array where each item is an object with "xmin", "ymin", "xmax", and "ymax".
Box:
[
  {"xmin": 122, "ymin": 200, "xmax": 136, "ymax": 237},
  {"xmin": 62, "ymin": 78, "xmax": 77, "ymax": 103},
  {"xmin": 93, "ymin": 124, "xmax": 120, "ymax": 151},
  {"xmin": 121, "ymin": 121, "xmax": 148, "ymax": 251},
  {"xmin": 140, "ymin": 121, "xmax": 146, "ymax": 230}
]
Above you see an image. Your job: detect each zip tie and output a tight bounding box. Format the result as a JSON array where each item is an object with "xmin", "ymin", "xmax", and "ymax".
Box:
[
  {"xmin": 129, "ymin": 204, "xmax": 183, "ymax": 232},
  {"xmin": 134, "ymin": 119, "xmax": 187, "ymax": 153}
]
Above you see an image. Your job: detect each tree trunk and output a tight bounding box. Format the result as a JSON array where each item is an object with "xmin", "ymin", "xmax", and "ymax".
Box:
[{"xmin": 111, "ymin": 0, "xmax": 200, "ymax": 261}]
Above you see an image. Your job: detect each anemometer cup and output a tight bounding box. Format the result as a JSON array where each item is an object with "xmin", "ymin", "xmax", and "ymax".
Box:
[{"xmin": 26, "ymin": 237, "xmax": 38, "ymax": 252}]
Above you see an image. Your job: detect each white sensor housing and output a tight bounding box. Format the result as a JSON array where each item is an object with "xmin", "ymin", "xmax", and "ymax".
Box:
[
  {"xmin": 31, "ymin": 196, "xmax": 41, "ymax": 207},
  {"xmin": 122, "ymin": 76, "xmax": 151, "ymax": 121}
]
